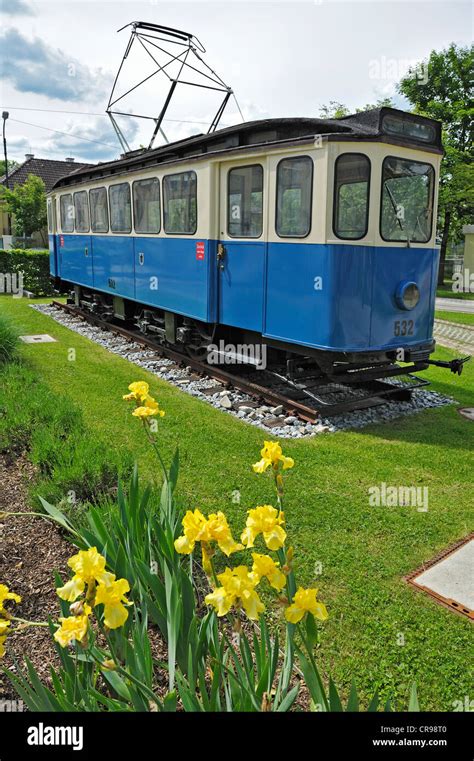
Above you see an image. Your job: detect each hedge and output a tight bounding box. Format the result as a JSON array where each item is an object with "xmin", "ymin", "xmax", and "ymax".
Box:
[{"xmin": 0, "ymin": 248, "xmax": 53, "ymax": 296}]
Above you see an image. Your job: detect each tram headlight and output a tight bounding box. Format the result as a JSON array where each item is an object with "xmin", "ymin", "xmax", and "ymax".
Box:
[{"xmin": 395, "ymin": 281, "xmax": 420, "ymax": 310}]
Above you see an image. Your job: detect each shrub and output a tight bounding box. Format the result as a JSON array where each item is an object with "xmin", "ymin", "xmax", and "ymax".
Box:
[
  {"xmin": 0, "ymin": 362, "xmax": 133, "ymax": 510},
  {"xmin": 29, "ymin": 437, "xmax": 133, "ymax": 510},
  {"xmin": 0, "ymin": 248, "xmax": 52, "ymax": 296},
  {"xmin": 0, "ymin": 313, "xmax": 19, "ymax": 366}
]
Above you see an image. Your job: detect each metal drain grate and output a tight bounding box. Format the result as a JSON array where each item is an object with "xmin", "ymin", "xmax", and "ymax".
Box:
[
  {"xmin": 406, "ymin": 535, "xmax": 474, "ymax": 620},
  {"xmin": 19, "ymin": 334, "xmax": 57, "ymax": 344}
]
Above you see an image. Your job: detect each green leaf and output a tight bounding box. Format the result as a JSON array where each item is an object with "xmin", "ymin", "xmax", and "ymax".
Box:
[
  {"xmin": 163, "ymin": 690, "xmax": 177, "ymax": 712},
  {"xmin": 276, "ymin": 685, "xmax": 299, "ymax": 712},
  {"xmin": 169, "ymin": 447, "xmax": 180, "ymax": 493},
  {"xmin": 37, "ymin": 497, "xmax": 80, "ymax": 538},
  {"xmin": 408, "ymin": 682, "xmax": 420, "ymax": 712},
  {"xmin": 328, "ymin": 678, "xmax": 344, "ymax": 712},
  {"xmin": 305, "ymin": 612, "xmax": 319, "ymax": 649},
  {"xmin": 346, "ymin": 680, "xmax": 360, "ymax": 712},
  {"xmin": 295, "ymin": 646, "xmax": 329, "ymax": 712},
  {"xmin": 367, "ymin": 690, "xmax": 380, "ymax": 712}
]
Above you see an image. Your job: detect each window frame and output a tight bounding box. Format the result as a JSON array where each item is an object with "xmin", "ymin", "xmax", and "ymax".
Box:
[
  {"xmin": 89, "ymin": 186, "xmax": 109, "ymax": 234},
  {"xmin": 381, "ymin": 115, "xmax": 436, "ymax": 145},
  {"xmin": 275, "ymin": 155, "xmax": 314, "ymax": 239},
  {"xmin": 108, "ymin": 181, "xmax": 132, "ymax": 234},
  {"xmin": 59, "ymin": 193, "xmax": 74, "ymax": 233},
  {"xmin": 132, "ymin": 177, "xmax": 161, "ymax": 235},
  {"xmin": 226, "ymin": 163, "xmax": 264, "ymax": 239},
  {"xmin": 332, "ymin": 152, "xmax": 371, "ymax": 241},
  {"xmin": 73, "ymin": 190, "xmax": 90, "ymax": 233},
  {"xmin": 47, "ymin": 198, "xmax": 53, "ymax": 233},
  {"xmin": 163, "ymin": 170, "xmax": 198, "ymax": 236},
  {"xmin": 379, "ymin": 155, "xmax": 435, "ymax": 244}
]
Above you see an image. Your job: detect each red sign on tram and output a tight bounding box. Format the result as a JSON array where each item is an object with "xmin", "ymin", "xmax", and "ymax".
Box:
[
  {"xmin": 60, "ymin": 235, "xmax": 64, "ymax": 247},
  {"xmin": 196, "ymin": 241, "xmax": 205, "ymax": 260}
]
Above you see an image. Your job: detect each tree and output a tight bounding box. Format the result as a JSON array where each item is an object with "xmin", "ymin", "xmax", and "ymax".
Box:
[
  {"xmin": 1, "ymin": 174, "xmax": 48, "ymax": 245},
  {"xmin": 0, "ymin": 159, "xmax": 20, "ymax": 177},
  {"xmin": 354, "ymin": 97, "xmax": 395, "ymax": 113},
  {"xmin": 318, "ymin": 98, "xmax": 394, "ymax": 119},
  {"xmin": 398, "ymin": 44, "xmax": 474, "ymax": 284},
  {"xmin": 318, "ymin": 101, "xmax": 350, "ymax": 119}
]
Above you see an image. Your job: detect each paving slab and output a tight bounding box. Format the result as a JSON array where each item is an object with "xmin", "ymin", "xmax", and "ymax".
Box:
[
  {"xmin": 19, "ymin": 334, "xmax": 57, "ymax": 344},
  {"xmin": 412, "ymin": 539, "xmax": 473, "ymax": 614}
]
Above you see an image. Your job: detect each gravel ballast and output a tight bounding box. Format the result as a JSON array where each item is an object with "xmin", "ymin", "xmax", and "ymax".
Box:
[{"xmin": 31, "ymin": 304, "xmax": 456, "ymax": 438}]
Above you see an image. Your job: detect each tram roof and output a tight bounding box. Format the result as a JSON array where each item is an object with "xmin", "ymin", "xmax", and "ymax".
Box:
[{"xmin": 52, "ymin": 107, "xmax": 442, "ymax": 190}]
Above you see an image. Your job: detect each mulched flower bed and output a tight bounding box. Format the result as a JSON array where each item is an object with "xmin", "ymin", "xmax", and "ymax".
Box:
[
  {"xmin": 0, "ymin": 453, "xmax": 173, "ymax": 708},
  {"xmin": 0, "ymin": 453, "xmax": 72, "ymax": 701}
]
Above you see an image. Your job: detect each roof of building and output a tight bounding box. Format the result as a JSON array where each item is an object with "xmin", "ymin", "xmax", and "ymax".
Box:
[
  {"xmin": 52, "ymin": 107, "xmax": 443, "ymax": 191},
  {"xmin": 1, "ymin": 157, "xmax": 94, "ymax": 193}
]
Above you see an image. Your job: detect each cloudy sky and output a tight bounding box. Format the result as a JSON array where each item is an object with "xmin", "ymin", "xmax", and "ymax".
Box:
[{"xmin": 0, "ymin": 0, "xmax": 471, "ymax": 164}]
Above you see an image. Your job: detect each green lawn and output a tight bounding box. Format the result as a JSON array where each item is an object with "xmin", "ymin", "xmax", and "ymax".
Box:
[
  {"xmin": 436, "ymin": 286, "xmax": 474, "ymax": 300},
  {"xmin": 1, "ymin": 295, "xmax": 473, "ymax": 711},
  {"xmin": 435, "ymin": 310, "xmax": 474, "ymax": 326}
]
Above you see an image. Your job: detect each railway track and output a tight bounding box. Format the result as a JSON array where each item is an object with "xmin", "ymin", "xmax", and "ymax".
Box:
[{"xmin": 50, "ymin": 301, "xmax": 430, "ymax": 424}]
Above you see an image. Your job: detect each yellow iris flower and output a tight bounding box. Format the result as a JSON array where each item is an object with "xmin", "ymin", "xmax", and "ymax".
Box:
[
  {"xmin": 132, "ymin": 395, "xmax": 165, "ymax": 418},
  {"xmin": 174, "ymin": 509, "xmax": 243, "ymax": 559},
  {"xmin": 54, "ymin": 604, "xmax": 92, "ymax": 648},
  {"xmin": 56, "ymin": 549, "xmax": 131, "ymax": 631},
  {"xmin": 253, "ymin": 441, "xmax": 294, "ymax": 474},
  {"xmin": 201, "ymin": 544, "xmax": 213, "ymax": 575},
  {"xmin": 204, "ymin": 586, "xmax": 233, "ymax": 617},
  {"xmin": 57, "ymin": 547, "xmax": 107, "ymax": 602},
  {"xmin": 205, "ymin": 566, "xmax": 265, "ymax": 621},
  {"xmin": 251, "ymin": 553, "xmax": 287, "ymax": 591},
  {"xmin": 0, "ymin": 583, "xmax": 21, "ymax": 616},
  {"xmin": 123, "ymin": 381, "xmax": 150, "ymax": 402},
  {"xmin": 94, "ymin": 572, "xmax": 132, "ymax": 629},
  {"xmin": 284, "ymin": 586, "xmax": 328, "ymax": 624},
  {"xmin": 0, "ymin": 619, "xmax": 11, "ymax": 658},
  {"xmin": 123, "ymin": 382, "xmax": 165, "ymax": 418},
  {"xmin": 241, "ymin": 505, "xmax": 287, "ymax": 551}
]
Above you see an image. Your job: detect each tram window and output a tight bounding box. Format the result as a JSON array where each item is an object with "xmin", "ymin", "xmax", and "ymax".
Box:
[
  {"xmin": 333, "ymin": 154, "xmax": 370, "ymax": 240},
  {"xmin": 90, "ymin": 187, "xmax": 109, "ymax": 233},
  {"xmin": 73, "ymin": 191, "xmax": 90, "ymax": 233},
  {"xmin": 380, "ymin": 157, "xmax": 434, "ymax": 243},
  {"xmin": 163, "ymin": 171, "xmax": 197, "ymax": 234},
  {"xmin": 109, "ymin": 183, "xmax": 132, "ymax": 233},
  {"xmin": 60, "ymin": 194, "xmax": 74, "ymax": 233},
  {"xmin": 227, "ymin": 165, "xmax": 263, "ymax": 238},
  {"xmin": 47, "ymin": 199, "xmax": 53, "ymax": 233},
  {"xmin": 276, "ymin": 156, "xmax": 313, "ymax": 237},
  {"xmin": 133, "ymin": 178, "xmax": 161, "ymax": 234}
]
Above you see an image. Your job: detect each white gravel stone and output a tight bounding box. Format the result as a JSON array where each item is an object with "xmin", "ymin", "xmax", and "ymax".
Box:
[{"xmin": 31, "ymin": 304, "xmax": 456, "ymax": 439}]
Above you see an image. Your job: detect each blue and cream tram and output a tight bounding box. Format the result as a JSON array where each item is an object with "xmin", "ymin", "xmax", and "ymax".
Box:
[{"xmin": 47, "ymin": 107, "xmax": 456, "ymax": 378}]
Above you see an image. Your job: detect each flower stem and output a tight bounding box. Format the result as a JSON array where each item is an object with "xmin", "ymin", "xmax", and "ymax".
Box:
[{"xmin": 11, "ymin": 616, "xmax": 49, "ymax": 628}]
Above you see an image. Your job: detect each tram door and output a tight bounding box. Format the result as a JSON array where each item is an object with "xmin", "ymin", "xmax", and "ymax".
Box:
[
  {"xmin": 217, "ymin": 161, "xmax": 266, "ymax": 332},
  {"xmin": 47, "ymin": 197, "xmax": 58, "ymax": 277}
]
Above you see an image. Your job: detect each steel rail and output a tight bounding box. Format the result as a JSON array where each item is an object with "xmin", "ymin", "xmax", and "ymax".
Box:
[{"xmin": 50, "ymin": 301, "xmax": 428, "ymax": 423}]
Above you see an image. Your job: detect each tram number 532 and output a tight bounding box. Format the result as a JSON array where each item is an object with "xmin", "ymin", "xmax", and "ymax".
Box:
[{"xmin": 394, "ymin": 319, "xmax": 414, "ymax": 337}]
